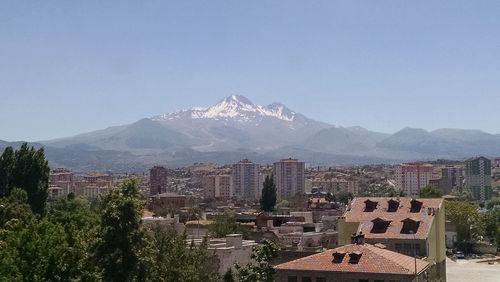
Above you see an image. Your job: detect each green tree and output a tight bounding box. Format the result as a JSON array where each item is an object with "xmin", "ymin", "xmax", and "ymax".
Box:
[
  {"xmin": 209, "ymin": 210, "xmax": 246, "ymax": 238},
  {"xmin": 335, "ymin": 191, "xmax": 354, "ymax": 205},
  {"xmin": 95, "ymin": 177, "xmax": 146, "ymax": 282},
  {"xmin": 445, "ymin": 201, "xmax": 483, "ymax": 243},
  {"xmin": 419, "ymin": 185, "xmax": 443, "ymax": 198},
  {"xmin": 0, "ymin": 146, "xmax": 15, "ymax": 197},
  {"xmin": 236, "ymin": 240, "xmax": 280, "ymax": 282},
  {"xmin": 47, "ymin": 194, "xmax": 102, "ymax": 280},
  {"xmin": 0, "ymin": 188, "xmax": 34, "ymax": 228},
  {"xmin": 0, "ymin": 144, "xmax": 50, "ymax": 215},
  {"xmin": 260, "ymin": 175, "xmax": 277, "ymax": 212},
  {"xmin": 0, "ymin": 191, "xmax": 71, "ymax": 281},
  {"xmin": 143, "ymin": 226, "xmax": 220, "ymax": 282},
  {"xmin": 486, "ymin": 197, "xmax": 500, "ymax": 210}
]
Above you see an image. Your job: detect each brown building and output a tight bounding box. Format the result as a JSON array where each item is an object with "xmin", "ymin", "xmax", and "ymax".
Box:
[
  {"xmin": 150, "ymin": 192, "xmax": 187, "ymax": 214},
  {"xmin": 203, "ymin": 174, "xmax": 232, "ymax": 200},
  {"xmin": 275, "ymin": 236, "xmax": 430, "ymax": 282},
  {"xmin": 150, "ymin": 166, "xmax": 168, "ymax": 195},
  {"xmin": 338, "ymin": 197, "xmax": 446, "ymax": 280}
]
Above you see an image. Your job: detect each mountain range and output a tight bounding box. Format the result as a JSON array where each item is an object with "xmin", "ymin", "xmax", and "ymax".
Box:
[{"xmin": 2, "ymin": 95, "xmax": 499, "ymax": 171}]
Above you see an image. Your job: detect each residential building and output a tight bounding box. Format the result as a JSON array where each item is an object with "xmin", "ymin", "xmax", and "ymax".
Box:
[
  {"xmin": 150, "ymin": 166, "xmax": 168, "ymax": 195},
  {"xmin": 274, "ymin": 235, "xmax": 430, "ymax": 282},
  {"xmin": 464, "ymin": 156, "xmax": 492, "ymax": 202},
  {"xmin": 274, "ymin": 158, "xmax": 305, "ymax": 200},
  {"xmin": 338, "ymin": 197, "xmax": 446, "ymax": 280},
  {"xmin": 396, "ymin": 163, "xmax": 433, "ymax": 197},
  {"xmin": 311, "ymin": 179, "xmax": 360, "ymax": 195},
  {"xmin": 203, "ymin": 174, "xmax": 232, "ymax": 200},
  {"xmin": 439, "ymin": 166, "xmax": 464, "ymax": 194},
  {"xmin": 232, "ymin": 159, "xmax": 260, "ymax": 199},
  {"xmin": 150, "ymin": 192, "xmax": 187, "ymax": 214}
]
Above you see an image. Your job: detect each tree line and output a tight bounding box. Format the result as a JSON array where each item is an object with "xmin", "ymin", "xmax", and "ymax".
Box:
[{"xmin": 0, "ymin": 144, "xmax": 278, "ymax": 282}]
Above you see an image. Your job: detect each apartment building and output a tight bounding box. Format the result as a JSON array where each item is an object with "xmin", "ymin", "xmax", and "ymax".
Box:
[
  {"xmin": 150, "ymin": 166, "xmax": 168, "ymax": 195},
  {"xmin": 203, "ymin": 174, "xmax": 232, "ymax": 200},
  {"xmin": 232, "ymin": 159, "xmax": 260, "ymax": 199},
  {"xmin": 396, "ymin": 163, "xmax": 433, "ymax": 197},
  {"xmin": 464, "ymin": 156, "xmax": 492, "ymax": 202},
  {"xmin": 274, "ymin": 158, "xmax": 305, "ymax": 200}
]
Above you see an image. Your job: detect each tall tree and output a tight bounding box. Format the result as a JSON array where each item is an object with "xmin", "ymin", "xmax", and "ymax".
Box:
[
  {"xmin": 236, "ymin": 240, "xmax": 279, "ymax": 282},
  {"xmin": 260, "ymin": 175, "xmax": 277, "ymax": 212},
  {"xmin": 445, "ymin": 200, "xmax": 483, "ymax": 242},
  {"xmin": 95, "ymin": 177, "xmax": 146, "ymax": 282},
  {"xmin": 47, "ymin": 194, "xmax": 102, "ymax": 280},
  {"xmin": 0, "ymin": 143, "xmax": 50, "ymax": 215}
]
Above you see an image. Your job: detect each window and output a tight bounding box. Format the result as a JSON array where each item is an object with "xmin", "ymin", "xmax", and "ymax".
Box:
[
  {"xmin": 410, "ymin": 200, "xmax": 423, "ymax": 213},
  {"xmin": 288, "ymin": 277, "xmax": 298, "ymax": 282},
  {"xmin": 349, "ymin": 251, "xmax": 362, "ymax": 264},
  {"xmin": 332, "ymin": 251, "xmax": 346, "ymax": 263},
  {"xmin": 302, "ymin": 277, "xmax": 312, "ymax": 282},
  {"xmin": 401, "ymin": 219, "xmax": 420, "ymax": 234},
  {"xmin": 364, "ymin": 200, "xmax": 378, "ymax": 212},
  {"xmin": 387, "ymin": 199, "xmax": 399, "ymax": 212},
  {"xmin": 371, "ymin": 218, "xmax": 391, "ymax": 233},
  {"xmin": 395, "ymin": 243, "xmax": 402, "ymax": 251}
]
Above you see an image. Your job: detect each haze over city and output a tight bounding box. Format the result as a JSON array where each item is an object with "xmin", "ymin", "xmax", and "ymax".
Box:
[{"xmin": 2, "ymin": 0, "xmax": 500, "ymax": 141}]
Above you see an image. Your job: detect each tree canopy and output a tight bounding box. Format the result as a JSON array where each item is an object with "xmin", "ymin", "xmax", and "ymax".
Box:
[
  {"xmin": 260, "ymin": 175, "xmax": 277, "ymax": 212},
  {"xmin": 418, "ymin": 185, "xmax": 443, "ymax": 198},
  {"xmin": 0, "ymin": 143, "xmax": 50, "ymax": 214}
]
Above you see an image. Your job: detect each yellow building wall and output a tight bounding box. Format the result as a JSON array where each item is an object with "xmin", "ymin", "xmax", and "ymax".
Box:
[{"xmin": 337, "ymin": 217, "xmax": 361, "ymax": 246}]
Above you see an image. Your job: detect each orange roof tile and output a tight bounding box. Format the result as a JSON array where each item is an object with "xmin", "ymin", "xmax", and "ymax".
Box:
[{"xmin": 275, "ymin": 243, "xmax": 429, "ymax": 275}]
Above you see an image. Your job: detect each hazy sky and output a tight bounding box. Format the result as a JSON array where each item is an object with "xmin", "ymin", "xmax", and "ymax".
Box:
[{"xmin": 1, "ymin": 1, "xmax": 500, "ymax": 141}]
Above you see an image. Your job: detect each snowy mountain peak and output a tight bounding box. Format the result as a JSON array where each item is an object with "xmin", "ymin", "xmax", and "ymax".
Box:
[{"xmin": 154, "ymin": 95, "xmax": 298, "ymax": 122}]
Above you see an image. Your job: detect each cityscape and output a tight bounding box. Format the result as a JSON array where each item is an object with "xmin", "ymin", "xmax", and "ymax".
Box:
[{"xmin": 1, "ymin": 1, "xmax": 500, "ymax": 282}]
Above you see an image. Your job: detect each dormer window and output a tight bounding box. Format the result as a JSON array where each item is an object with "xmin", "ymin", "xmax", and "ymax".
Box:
[
  {"xmin": 364, "ymin": 199, "xmax": 378, "ymax": 212},
  {"xmin": 348, "ymin": 251, "xmax": 362, "ymax": 264},
  {"xmin": 332, "ymin": 251, "xmax": 346, "ymax": 263},
  {"xmin": 410, "ymin": 199, "xmax": 423, "ymax": 213},
  {"xmin": 401, "ymin": 218, "xmax": 420, "ymax": 234},
  {"xmin": 387, "ymin": 199, "xmax": 400, "ymax": 212},
  {"xmin": 371, "ymin": 217, "xmax": 391, "ymax": 233}
]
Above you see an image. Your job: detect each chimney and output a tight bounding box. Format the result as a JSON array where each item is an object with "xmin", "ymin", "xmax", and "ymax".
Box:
[
  {"xmin": 351, "ymin": 232, "xmax": 365, "ymax": 245},
  {"xmin": 356, "ymin": 232, "xmax": 365, "ymax": 245}
]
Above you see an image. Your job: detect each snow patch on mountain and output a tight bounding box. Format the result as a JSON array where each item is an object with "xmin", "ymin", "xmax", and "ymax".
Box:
[{"xmin": 153, "ymin": 95, "xmax": 297, "ymax": 122}]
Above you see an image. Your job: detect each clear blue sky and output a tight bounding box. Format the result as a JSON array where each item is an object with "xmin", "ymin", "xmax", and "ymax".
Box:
[{"xmin": 1, "ymin": 1, "xmax": 500, "ymax": 141}]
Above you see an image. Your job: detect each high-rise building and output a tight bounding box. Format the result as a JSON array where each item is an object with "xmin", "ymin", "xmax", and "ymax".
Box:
[
  {"xmin": 232, "ymin": 159, "xmax": 260, "ymax": 199},
  {"xmin": 203, "ymin": 175, "xmax": 232, "ymax": 200},
  {"xmin": 273, "ymin": 158, "xmax": 305, "ymax": 200},
  {"xmin": 439, "ymin": 166, "xmax": 464, "ymax": 194},
  {"xmin": 396, "ymin": 163, "xmax": 433, "ymax": 197},
  {"xmin": 150, "ymin": 166, "xmax": 168, "ymax": 195},
  {"xmin": 465, "ymin": 156, "xmax": 492, "ymax": 202}
]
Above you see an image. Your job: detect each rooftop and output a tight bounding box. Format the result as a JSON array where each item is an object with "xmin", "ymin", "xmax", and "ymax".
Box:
[
  {"xmin": 344, "ymin": 197, "xmax": 443, "ymax": 240},
  {"xmin": 275, "ymin": 243, "xmax": 429, "ymax": 275}
]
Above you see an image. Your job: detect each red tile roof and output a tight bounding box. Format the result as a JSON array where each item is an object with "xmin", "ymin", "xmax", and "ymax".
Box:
[
  {"xmin": 343, "ymin": 197, "xmax": 443, "ymax": 240},
  {"xmin": 275, "ymin": 243, "xmax": 429, "ymax": 275}
]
